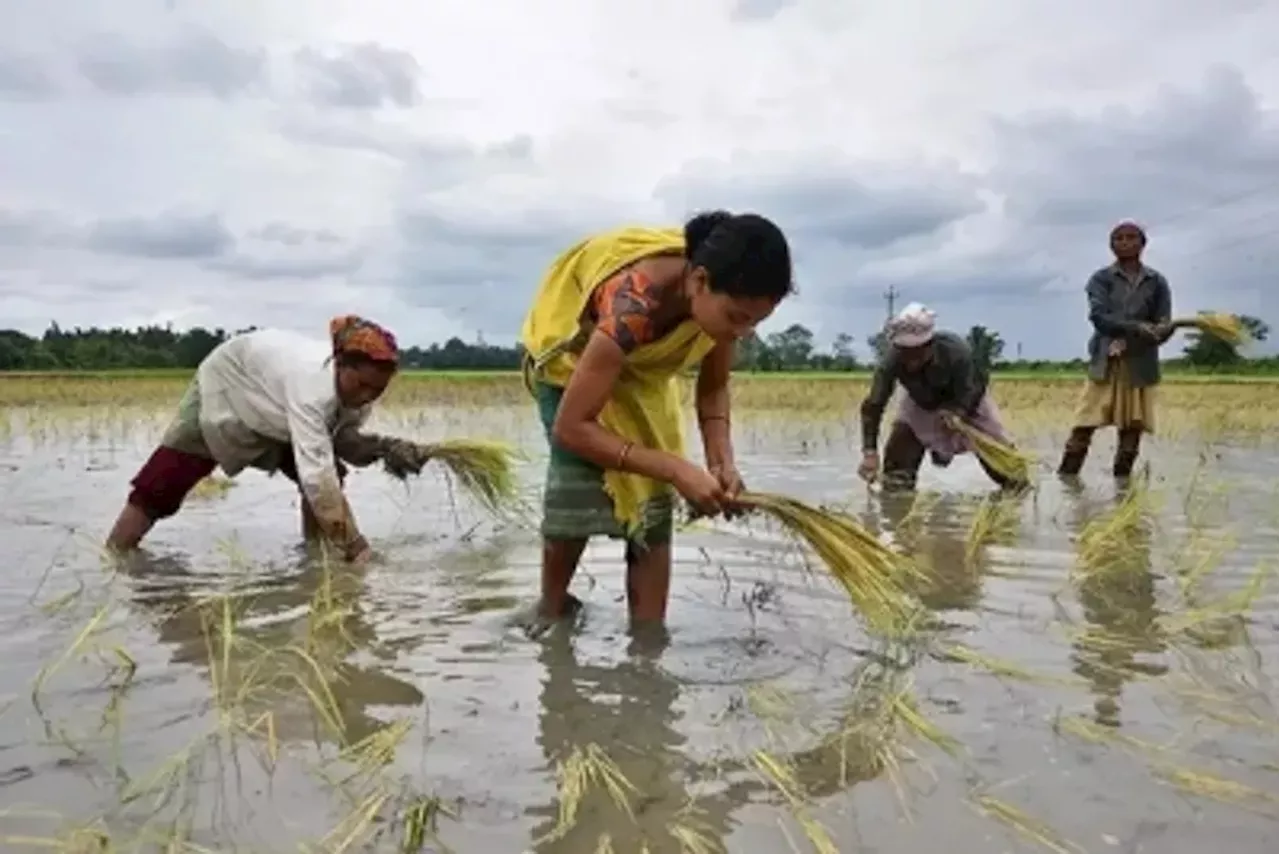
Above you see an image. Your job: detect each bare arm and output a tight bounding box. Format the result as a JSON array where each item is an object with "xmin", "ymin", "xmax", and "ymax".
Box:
[
  {"xmin": 695, "ymin": 340, "xmax": 735, "ymax": 471},
  {"xmin": 859, "ymin": 356, "xmax": 898, "ymax": 452},
  {"xmin": 285, "ymin": 388, "xmax": 364, "ymax": 553},
  {"xmin": 552, "ymin": 331, "xmax": 687, "ymax": 483},
  {"xmin": 1086, "ymin": 272, "xmax": 1142, "ymax": 338}
]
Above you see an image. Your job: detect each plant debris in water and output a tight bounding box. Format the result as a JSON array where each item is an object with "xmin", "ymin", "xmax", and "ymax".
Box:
[
  {"xmin": 729, "ymin": 491, "xmax": 923, "ymax": 635},
  {"xmin": 3, "ymin": 373, "xmax": 1277, "ymax": 852}
]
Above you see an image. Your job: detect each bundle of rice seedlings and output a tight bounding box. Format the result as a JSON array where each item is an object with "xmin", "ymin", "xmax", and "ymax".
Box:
[
  {"xmin": 1173, "ymin": 312, "xmax": 1246, "ymax": 345},
  {"xmin": 383, "ymin": 438, "xmax": 520, "ymax": 513},
  {"xmin": 730, "ymin": 492, "xmax": 922, "ymax": 634},
  {"xmin": 943, "ymin": 415, "xmax": 1033, "ymax": 485}
]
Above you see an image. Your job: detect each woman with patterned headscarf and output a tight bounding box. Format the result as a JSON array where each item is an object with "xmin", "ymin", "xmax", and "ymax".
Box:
[
  {"xmin": 857, "ymin": 302, "xmax": 1023, "ymax": 490},
  {"xmin": 105, "ymin": 315, "xmax": 419, "ymax": 561},
  {"xmin": 1056, "ymin": 221, "xmax": 1174, "ymax": 479}
]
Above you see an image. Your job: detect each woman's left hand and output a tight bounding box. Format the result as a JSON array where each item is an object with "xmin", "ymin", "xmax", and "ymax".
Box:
[{"xmin": 710, "ymin": 463, "xmax": 746, "ymax": 518}]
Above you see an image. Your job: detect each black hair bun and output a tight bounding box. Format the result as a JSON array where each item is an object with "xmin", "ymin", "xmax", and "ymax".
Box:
[{"xmin": 683, "ymin": 210, "xmax": 734, "ymax": 259}]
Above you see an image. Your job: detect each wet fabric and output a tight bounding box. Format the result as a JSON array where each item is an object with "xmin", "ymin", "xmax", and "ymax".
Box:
[
  {"xmin": 534, "ymin": 382, "xmax": 673, "ymax": 545},
  {"xmin": 128, "ymin": 447, "xmax": 218, "ymax": 519},
  {"xmin": 1073, "ymin": 358, "xmax": 1156, "ymax": 433},
  {"xmin": 894, "ymin": 391, "xmax": 1009, "ymax": 465},
  {"xmin": 519, "ymin": 226, "xmax": 715, "ymax": 538}
]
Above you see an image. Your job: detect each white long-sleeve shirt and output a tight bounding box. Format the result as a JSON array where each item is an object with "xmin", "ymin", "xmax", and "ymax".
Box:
[{"xmin": 195, "ymin": 329, "xmax": 370, "ymax": 511}]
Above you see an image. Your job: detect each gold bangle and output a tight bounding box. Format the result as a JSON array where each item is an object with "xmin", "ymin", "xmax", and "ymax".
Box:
[
  {"xmin": 616, "ymin": 441, "xmax": 635, "ymax": 470},
  {"xmin": 698, "ymin": 413, "xmax": 730, "ymax": 425}
]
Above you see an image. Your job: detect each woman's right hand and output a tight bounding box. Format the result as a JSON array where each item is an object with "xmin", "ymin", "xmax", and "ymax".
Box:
[
  {"xmin": 857, "ymin": 450, "xmax": 880, "ymax": 483},
  {"xmin": 345, "ymin": 534, "xmax": 373, "ymax": 564},
  {"xmin": 673, "ymin": 460, "xmax": 727, "ymax": 518}
]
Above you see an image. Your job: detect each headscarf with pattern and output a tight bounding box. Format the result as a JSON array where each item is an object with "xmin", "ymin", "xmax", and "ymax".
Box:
[
  {"xmin": 886, "ymin": 302, "xmax": 937, "ymax": 349},
  {"xmin": 329, "ymin": 315, "xmax": 399, "ymax": 365}
]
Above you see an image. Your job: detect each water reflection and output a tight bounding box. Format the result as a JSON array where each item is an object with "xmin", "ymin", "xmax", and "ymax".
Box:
[
  {"xmin": 119, "ymin": 551, "xmax": 424, "ymax": 747},
  {"xmin": 868, "ymin": 491, "xmax": 1017, "ymax": 614},
  {"xmin": 1064, "ymin": 485, "xmax": 1167, "ymax": 728},
  {"xmin": 527, "ymin": 630, "xmax": 753, "ymax": 853}
]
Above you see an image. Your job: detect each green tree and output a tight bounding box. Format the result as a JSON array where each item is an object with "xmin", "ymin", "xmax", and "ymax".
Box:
[
  {"xmin": 866, "ymin": 331, "xmax": 888, "ymax": 362},
  {"xmin": 733, "ymin": 332, "xmax": 767, "ymax": 371},
  {"xmin": 830, "ymin": 332, "xmax": 857, "ymax": 371},
  {"xmin": 965, "ymin": 325, "xmax": 1005, "ymax": 372},
  {"xmin": 1182, "ymin": 314, "xmax": 1269, "ymax": 367},
  {"xmin": 765, "ymin": 324, "xmax": 815, "ymax": 370}
]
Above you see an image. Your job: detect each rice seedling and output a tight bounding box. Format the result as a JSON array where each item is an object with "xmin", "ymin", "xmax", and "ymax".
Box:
[
  {"xmin": 14, "ymin": 550, "xmax": 454, "ymax": 852},
  {"xmin": 942, "ymin": 413, "xmax": 1035, "ymax": 484},
  {"xmin": 963, "ymin": 492, "xmax": 1022, "ymax": 566},
  {"xmin": 1156, "ymin": 767, "xmax": 1277, "ymax": 811},
  {"xmin": 188, "ymin": 474, "xmax": 236, "ymax": 501},
  {"xmin": 382, "ymin": 438, "xmax": 523, "ymax": 514},
  {"xmin": 3, "ymin": 368, "xmax": 1277, "ymax": 851},
  {"xmin": 537, "ymin": 743, "xmax": 640, "ymax": 845},
  {"xmin": 970, "ymin": 792, "xmax": 1083, "ymax": 854},
  {"xmin": 1173, "ymin": 312, "xmax": 1247, "ymax": 345},
  {"xmin": 1074, "ymin": 481, "xmax": 1155, "ymax": 577},
  {"xmin": 722, "ymin": 492, "xmax": 924, "ymax": 635}
]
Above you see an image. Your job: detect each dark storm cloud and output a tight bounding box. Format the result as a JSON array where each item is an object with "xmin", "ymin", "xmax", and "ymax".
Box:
[
  {"xmin": 85, "ymin": 212, "xmax": 235, "ymax": 259},
  {"xmin": 383, "ymin": 66, "xmax": 1277, "ymax": 357},
  {"xmin": 76, "ymin": 29, "xmax": 268, "ymax": 99},
  {"xmin": 656, "ymin": 160, "xmax": 984, "ymax": 252},
  {"xmin": 391, "ymin": 205, "xmax": 603, "ymax": 337},
  {"xmin": 292, "ymin": 43, "xmax": 423, "ymax": 110},
  {"xmin": 0, "ymin": 207, "xmax": 364, "ymax": 282},
  {"xmin": 989, "ymin": 65, "xmax": 1278, "ymax": 236},
  {"xmin": 981, "ymin": 62, "xmax": 1278, "ymax": 344}
]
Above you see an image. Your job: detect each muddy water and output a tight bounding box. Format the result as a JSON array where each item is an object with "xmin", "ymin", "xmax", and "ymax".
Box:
[{"xmin": 0, "ymin": 407, "xmax": 1276, "ymax": 853}]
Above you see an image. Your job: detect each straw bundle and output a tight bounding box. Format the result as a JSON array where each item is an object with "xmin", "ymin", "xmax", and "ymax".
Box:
[
  {"xmin": 382, "ymin": 439, "xmax": 520, "ymax": 512},
  {"xmin": 1173, "ymin": 312, "xmax": 1246, "ymax": 345},
  {"xmin": 729, "ymin": 491, "xmax": 921, "ymax": 634},
  {"xmin": 942, "ymin": 414, "xmax": 1033, "ymax": 485}
]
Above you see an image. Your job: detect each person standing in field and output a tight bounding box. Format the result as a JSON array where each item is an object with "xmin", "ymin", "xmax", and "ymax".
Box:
[
  {"xmin": 520, "ymin": 211, "xmax": 794, "ymax": 628},
  {"xmin": 1056, "ymin": 221, "xmax": 1174, "ymax": 479},
  {"xmin": 105, "ymin": 315, "xmax": 426, "ymax": 561},
  {"xmin": 857, "ymin": 303, "xmax": 1024, "ymax": 491}
]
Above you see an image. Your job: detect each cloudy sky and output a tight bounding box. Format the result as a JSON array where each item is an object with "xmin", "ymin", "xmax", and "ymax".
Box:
[{"xmin": 1, "ymin": 0, "xmax": 1276, "ymax": 359}]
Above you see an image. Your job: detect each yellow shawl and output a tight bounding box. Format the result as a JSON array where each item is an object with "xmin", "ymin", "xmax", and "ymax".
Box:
[{"xmin": 520, "ymin": 226, "xmax": 717, "ymax": 536}]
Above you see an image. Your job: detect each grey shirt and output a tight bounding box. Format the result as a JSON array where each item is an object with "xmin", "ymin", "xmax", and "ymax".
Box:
[
  {"xmin": 1085, "ymin": 263, "xmax": 1173, "ymax": 388},
  {"xmin": 860, "ymin": 330, "xmax": 988, "ymax": 451}
]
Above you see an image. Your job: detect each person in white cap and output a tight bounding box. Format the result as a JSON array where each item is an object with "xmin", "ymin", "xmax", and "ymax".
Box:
[{"xmin": 857, "ymin": 302, "xmax": 1023, "ymax": 490}]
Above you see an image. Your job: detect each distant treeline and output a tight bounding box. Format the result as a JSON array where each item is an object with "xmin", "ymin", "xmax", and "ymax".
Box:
[{"xmin": 0, "ymin": 318, "xmax": 1274, "ymax": 375}]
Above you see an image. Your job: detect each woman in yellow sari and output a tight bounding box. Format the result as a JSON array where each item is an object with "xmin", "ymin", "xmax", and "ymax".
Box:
[{"xmin": 520, "ymin": 211, "xmax": 794, "ymax": 628}]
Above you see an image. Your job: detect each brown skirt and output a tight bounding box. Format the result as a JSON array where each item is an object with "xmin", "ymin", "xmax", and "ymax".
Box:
[{"xmin": 1073, "ymin": 359, "xmax": 1156, "ymax": 433}]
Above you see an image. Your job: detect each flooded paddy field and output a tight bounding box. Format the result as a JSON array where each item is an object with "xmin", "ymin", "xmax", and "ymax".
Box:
[{"xmin": 0, "ymin": 374, "xmax": 1276, "ymax": 853}]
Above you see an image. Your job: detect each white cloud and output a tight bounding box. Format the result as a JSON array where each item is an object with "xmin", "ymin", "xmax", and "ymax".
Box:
[{"xmin": 0, "ymin": 0, "xmax": 1275, "ymax": 358}]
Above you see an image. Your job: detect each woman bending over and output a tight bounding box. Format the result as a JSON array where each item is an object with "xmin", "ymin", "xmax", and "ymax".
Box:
[
  {"xmin": 520, "ymin": 211, "xmax": 794, "ymax": 627},
  {"xmin": 106, "ymin": 316, "xmax": 422, "ymax": 562}
]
